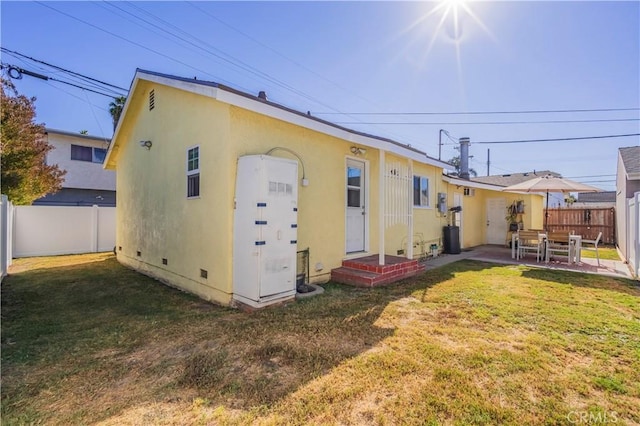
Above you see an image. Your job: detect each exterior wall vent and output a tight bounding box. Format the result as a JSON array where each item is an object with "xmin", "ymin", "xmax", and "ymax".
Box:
[
  {"xmin": 149, "ymin": 89, "xmax": 155, "ymax": 111},
  {"xmin": 200, "ymin": 269, "xmax": 208, "ymax": 279}
]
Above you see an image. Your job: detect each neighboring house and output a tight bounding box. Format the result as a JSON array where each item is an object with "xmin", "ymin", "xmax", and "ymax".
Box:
[
  {"xmin": 105, "ymin": 69, "xmax": 542, "ymax": 308},
  {"xmin": 616, "ymin": 146, "xmax": 640, "ymax": 276},
  {"xmin": 473, "ymin": 171, "xmax": 565, "ymax": 207},
  {"xmin": 573, "ymin": 191, "xmax": 616, "ymax": 209},
  {"xmin": 34, "ymin": 129, "xmax": 116, "ymax": 207}
]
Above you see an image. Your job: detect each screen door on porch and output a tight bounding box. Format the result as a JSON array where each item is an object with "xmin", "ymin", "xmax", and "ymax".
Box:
[{"xmin": 346, "ymin": 159, "xmax": 366, "ymax": 253}]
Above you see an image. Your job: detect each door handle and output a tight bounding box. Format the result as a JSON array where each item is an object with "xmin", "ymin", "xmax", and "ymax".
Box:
[{"xmin": 487, "ymin": 220, "xmax": 490, "ymax": 226}]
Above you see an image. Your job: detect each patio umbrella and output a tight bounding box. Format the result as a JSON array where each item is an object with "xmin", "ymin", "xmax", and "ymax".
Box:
[{"xmin": 501, "ymin": 175, "xmax": 601, "ymax": 230}]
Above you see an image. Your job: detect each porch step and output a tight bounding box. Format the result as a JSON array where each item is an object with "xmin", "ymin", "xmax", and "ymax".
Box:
[{"xmin": 331, "ymin": 255, "xmax": 425, "ymax": 287}]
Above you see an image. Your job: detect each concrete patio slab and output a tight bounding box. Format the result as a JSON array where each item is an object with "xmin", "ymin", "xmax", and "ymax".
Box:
[{"xmin": 422, "ymin": 245, "xmax": 636, "ymax": 281}]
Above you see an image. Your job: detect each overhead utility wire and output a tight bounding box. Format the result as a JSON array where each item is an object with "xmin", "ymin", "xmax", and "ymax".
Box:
[
  {"xmin": 1, "ymin": 47, "xmax": 128, "ymax": 93},
  {"xmin": 96, "ymin": 1, "xmax": 424, "ymax": 147},
  {"xmin": 43, "ymin": 80, "xmax": 108, "ymax": 112},
  {"xmin": 97, "ymin": 2, "xmax": 347, "ymax": 115},
  {"xmin": 475, "ymin": 133, "xmax": 640, "ymax": 144},
  {"xmin": 35, "ymin": 2, "xmax": 234, "ymax": 92},
  {"xmin": 1, "ymin": 49, "xmax": 125, "ymax": 97},
  {"xmin": 334, "ymin": 118, "xmax": 639, "ymax": 125},
  {"xmin": 313, "ymin": 107, "xmax": 640, "ymax": 116},
  {"xmin": 1, "ymin": 63, "xmax": 119, "ymax": 98},
  {"xmin": 185, "ymin": 1, "xmax": 381, "ymax": 110}
]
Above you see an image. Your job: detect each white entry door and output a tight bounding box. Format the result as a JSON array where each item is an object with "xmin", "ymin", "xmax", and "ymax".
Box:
[
  {"xmin": 486, "ymin": 198, "xmax": 507, "ymax": 245},
  {"xmin": 346, "ymin": 159, "xmax": 366, "ymax": 253}
]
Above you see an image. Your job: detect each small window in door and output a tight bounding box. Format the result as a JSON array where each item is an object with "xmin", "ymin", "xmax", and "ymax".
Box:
[{"xmin": 347, "ymin": 166, "xmax": 362, "ymax": 207}]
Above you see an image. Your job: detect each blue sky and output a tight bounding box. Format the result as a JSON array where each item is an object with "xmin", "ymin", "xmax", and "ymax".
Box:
[{"xmin": 2, "ymin": 1, "xmax": 639, "ymax": 191}]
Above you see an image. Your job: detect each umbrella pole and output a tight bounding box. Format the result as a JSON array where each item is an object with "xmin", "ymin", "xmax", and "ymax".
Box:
[{"xmin": 545, "ymin": 190, "xmax": 549, "ymax": 231}]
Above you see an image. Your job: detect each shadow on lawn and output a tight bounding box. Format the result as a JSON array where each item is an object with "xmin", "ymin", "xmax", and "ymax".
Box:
[
  {"xmin": 1, "ymin": 254, "xmax": 468, "ymax": 424},
  {"xmin": 14, "ymin": 255, "xmax": 620, "ymax": 423}
]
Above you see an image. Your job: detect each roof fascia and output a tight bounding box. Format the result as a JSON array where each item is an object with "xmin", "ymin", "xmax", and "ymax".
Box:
[
  {"xmin": 46, "ymin": 128, "xmax": 110, "ymax": 143},
  {"xmin": 131, "ymin": 70, "xmax": 450, "ymax": 169},
  {"xmin": 442, "ymin": 175, "xmax": 510, "ymax": 191}
]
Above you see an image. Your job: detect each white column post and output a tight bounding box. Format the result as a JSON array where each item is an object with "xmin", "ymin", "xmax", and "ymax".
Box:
[{"xmin": 379, "ymin": 149, "xmax": 386, "ymax": 266}]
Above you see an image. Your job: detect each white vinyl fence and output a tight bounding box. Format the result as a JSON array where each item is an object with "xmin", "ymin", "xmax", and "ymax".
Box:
[
  {"xmin": 9, "ymin": 204, "xmax": 116, "ymax": 258},
  {"xmin": 1, "ymin": 195, "xmax": 14, "ymax": 281}
]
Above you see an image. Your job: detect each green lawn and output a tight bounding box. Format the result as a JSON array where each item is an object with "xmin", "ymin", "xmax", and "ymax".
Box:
[
  {"xmin": 580, "ymin": 245, "xmax": 620, "ymax": 261},
  {"xmin": 2, "ymin": 253, "xmax": 639, "ymax": 425}
]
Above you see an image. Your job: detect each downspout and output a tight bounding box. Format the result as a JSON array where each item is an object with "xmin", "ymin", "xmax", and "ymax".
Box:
[{"xmin": 379, "ymin": 149, "xmax": 386, "ymax": 266}]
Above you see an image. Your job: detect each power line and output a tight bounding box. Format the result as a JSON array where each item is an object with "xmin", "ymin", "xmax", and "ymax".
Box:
[
  {"xmin": 1, "ymin": 47, "xmax": 128, "ymax": 93},
  {"xmin": 1, "ymin": 63, "xmax": 120, "ymax": 98},
  {"xmin": 313, "ymin": 107, "xmax": 640, "ymax": 116},
  {"xmin": 333, "ymin": 118, "xmax": 640, "ymax": 126},
  {"xmin": 185, "ymin": 1, "xmax": 381, "ymax": 110},
  {"xmin": 40, "ymin": 1, "xmax": 424, "ymax": 147},
  {"xmin": 475, "ymin": 133, "xmax": 640, "ymax": 144}
]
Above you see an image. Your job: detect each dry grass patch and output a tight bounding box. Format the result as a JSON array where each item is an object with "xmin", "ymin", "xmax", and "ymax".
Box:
[{"xmin": 2, "ymin": 254, "xmax": 639, "ymax": 425}]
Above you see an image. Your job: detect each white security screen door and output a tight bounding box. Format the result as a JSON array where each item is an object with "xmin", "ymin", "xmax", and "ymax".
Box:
[
  {"xmin": 486, "ymin": 198, "xmax": 507, "ymax": 245},
  {"xmin": 453, "ymin": 193, "xmax": 463, "ymax": 248},
  {"xmin": 346, "ymin": 159, "xmax": 366, "ymax": 253}
]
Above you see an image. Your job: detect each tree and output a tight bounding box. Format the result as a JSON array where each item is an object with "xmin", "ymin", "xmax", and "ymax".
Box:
[
  {"xmin": 1, "ymin": 79, "xmax": 65, "ymax": 205},
  {"xmin": 108, "ymin": 96, "xmax": 126, "ymax": 130},
  {"xmin": 447, "ymin": 155, "xmax": 477, "ymax": 177}
]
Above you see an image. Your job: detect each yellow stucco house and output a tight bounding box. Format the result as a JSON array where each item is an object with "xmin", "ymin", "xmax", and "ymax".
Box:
[{"xmin": 105, "ymin": 69, "xmax": 542, "ymax": 308}]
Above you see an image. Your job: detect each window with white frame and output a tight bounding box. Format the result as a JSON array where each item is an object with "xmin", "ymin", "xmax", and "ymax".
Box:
[
  {"xmin": 413, "ymin": 175, "xmax": 430, "ymax": 207},
  {"xmin": 187, "ymin": 146, "xmax": 200, "ymax": 198}
]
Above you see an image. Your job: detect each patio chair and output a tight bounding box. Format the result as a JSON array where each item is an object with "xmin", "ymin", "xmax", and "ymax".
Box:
[
  {"xmin": 581, "ymin": 232, "xmax": 602, "ymax": 266},
  {"xmin": 546, "ymin": 231, "xmax": 572, "ymax": 264},
  {"xmin": 517, "ymin": 230, "xmax": 543, "ymax": 262}
]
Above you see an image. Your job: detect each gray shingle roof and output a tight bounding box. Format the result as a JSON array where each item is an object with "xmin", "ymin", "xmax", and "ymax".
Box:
[
  {"xmin": 134, "ymin": 69, "xmax": 448, "ymax": 166},
  {"xmin": 619, "ymin": 146, "xmax": 640, "ymax": 175},
  {"xmin": 471, "ymin": 170, "xmax": 561, "ymax": 187},
  {"xmin": 576, "ymin": 191, "xmax": 616, "ymax": 203}
]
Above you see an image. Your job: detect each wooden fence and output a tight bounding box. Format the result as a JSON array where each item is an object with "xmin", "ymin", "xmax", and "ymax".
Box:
[{"xmin": 545, "ymin": 207, "xmax": 616, "ymax": 245}]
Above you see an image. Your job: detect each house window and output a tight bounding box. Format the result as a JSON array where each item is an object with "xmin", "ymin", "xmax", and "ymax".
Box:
[
  {"xmin": 413, "ymin": 176, "xmax": 430, "ymax": 207},
  {"xmin": 71, "ymin": 145, "xmax": 106, "ymax": 163},
  {"xmin": 187, "ymin": 146, "xmax": 200, "ymax": 198},
  {"xmin": 71, "ymin": 145, "xmax": 92, "ymax": 162},
  {"xmin": 93, "ymin": 148, "xmax": 107, "ymax": 164}
]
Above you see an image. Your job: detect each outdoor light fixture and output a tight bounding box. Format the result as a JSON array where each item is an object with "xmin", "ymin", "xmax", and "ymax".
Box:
[
  {"xmin": 350, "ymin": 146, "xmax": 366, "ymax": 155},
  {"xmin": 139, "ymin": 140, "xmax": 152, "ymax": 150}
]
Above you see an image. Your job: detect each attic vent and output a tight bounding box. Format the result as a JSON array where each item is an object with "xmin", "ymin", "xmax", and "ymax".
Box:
[{"xmin": 149, "ymin": 89, "xmax": 155, "ymax": 111}]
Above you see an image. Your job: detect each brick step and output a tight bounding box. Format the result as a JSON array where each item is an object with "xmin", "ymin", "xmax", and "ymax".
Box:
[
  {"xmin": 331, "ymin": 263, "xmax": 425, "ymax": 288},
  {"xmin": 342, "ymin": 255, "xmax": 420, "ymax": 274}
]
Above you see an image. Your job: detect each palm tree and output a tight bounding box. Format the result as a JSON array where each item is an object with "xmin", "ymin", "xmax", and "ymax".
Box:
[{"xmin": 108, "ymin": 96, "xmax": 127, "ymax": 131}]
